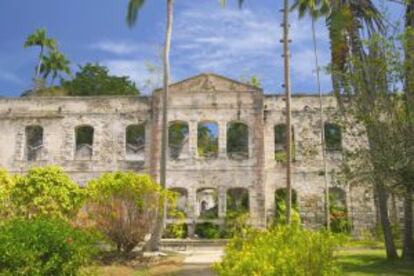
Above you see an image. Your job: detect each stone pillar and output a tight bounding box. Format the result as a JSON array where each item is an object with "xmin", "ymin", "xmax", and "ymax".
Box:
[
  {"xmin": 189, "ymin": 120, "xmax": 198, "ymax": 159},
  {"xmin": 218, "ymin": 186, "xmax": 227, "ymax": 219},
  {"xmin": 218, "ymin": 121, "xmax": 227, "ymax": 159},
  {"xmin": 187, "ymin": 186, "xmax": 197, "ymax": 238}
]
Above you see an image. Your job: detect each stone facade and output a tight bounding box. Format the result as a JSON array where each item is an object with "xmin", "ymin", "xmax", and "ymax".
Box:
[{"xmin": 0, "ymin": 73, "xmax": 377, "ymax": 235}]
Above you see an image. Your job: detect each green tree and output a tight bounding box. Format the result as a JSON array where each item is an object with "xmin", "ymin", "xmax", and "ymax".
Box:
[
  {"xmin": 11, "ymin": 166, "xmax": 84, "ymax": 219},
  {"xmin": 62, "ymin": 63, "xmax": 139, "ymax": 96},
  {"xmin": 24, "ymin": 28, "xmax": 57, "ymax": 88},
  {"xmin": 126, "ymin": 0, "xmax": 174, "ymax": 251}
]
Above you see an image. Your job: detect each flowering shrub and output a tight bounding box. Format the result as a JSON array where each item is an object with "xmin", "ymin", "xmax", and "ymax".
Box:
[
  {"xmin": 0, "ymin": 217, "xmax": 96, "ymax": 275},
  {"xmin": 215, "ymin": 225, "xmax": 342, "ymax": 276}
]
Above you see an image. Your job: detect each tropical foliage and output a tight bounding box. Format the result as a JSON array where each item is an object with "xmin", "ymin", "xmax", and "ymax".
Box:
[
  {"xmin": 0, "ymin": 217, "xmax": 96, "ymax": 275},
  {"xmin": 215, "ymin": 225, "xmax": 342, "ymax": 276},
  {"xmin": 11, "ymin": 166, "xmax": 85, "ymax": 219},
  {"xmin": 62, "ymin": 63, "xmax": 139, "ymax": 96}
]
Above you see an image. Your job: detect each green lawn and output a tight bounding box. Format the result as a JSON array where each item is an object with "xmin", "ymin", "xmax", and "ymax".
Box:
[{"xmin": 338, "ymin": 249, "xmax": 414, "ymax": 275}]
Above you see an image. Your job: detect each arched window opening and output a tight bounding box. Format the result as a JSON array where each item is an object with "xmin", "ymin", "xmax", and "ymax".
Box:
[
  {"xmin": 227, "ymin": 122, "xmax": 249, "ymax": 159},
  {"xmin": 274, "ymin": 124, "xmax": 295, "ymax": 162},
  {"xmin": 226, "ymin": 188, "xmax": 249, "ymax": 214},
  {"xmin": 75, "ymin": 126, "xmax": 94, "ymax": 160},
  {"xmin": 168, "ymin": 188, "xmax": 188, "ymax": 219},
  {"xmin": 25, "ymin": 126, "xmax": 43, "ymax": 161},
  {"xmin": 169, "ymin": 121, "xmax": 189, "ymax": 160},
  {"xmin": 126, "ymin": 124, "xmax": 145, "ymax": 160},
  {"xmin": 274, "ymin": 188, "xmax": 298, "ymax": 224},
  {"xmin": 329, "ymin": 187, "xmax": 350, "ymax": 233},
  {"xmin": 197, "ymin": 122, "xmax": 218, "ymax": 159},
  {"xmin": 196, "ymin": 188, "xmax": 218, "ymax": 219},
  {"xmin": 325, "ymin": 123, "xmax": 342, "ymax": 152}
]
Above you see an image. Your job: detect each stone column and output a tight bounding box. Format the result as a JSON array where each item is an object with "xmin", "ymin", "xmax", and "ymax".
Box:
[
  {"xmin": 218, "ymin": 186, "xmax": 227, "ymax": 219},
  {"xmin": 218, "ymin": 121, "xmax": 227, "ymax": 159},
  {"xmin": 187, "ymin": 186, "xmax": 197, "ymax": 238},
  {"xmin": 188, "ymin": 120, "xmax": 198, "ymax": 159}
]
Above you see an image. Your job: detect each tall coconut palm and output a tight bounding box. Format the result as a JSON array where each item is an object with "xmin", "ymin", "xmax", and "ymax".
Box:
[
  {"xmin": 291, "ymin": 0, "xmax": 398, "ymax": 260},
  {"xmin": 292, "ymin": 0, "xmax": 383, "ymax": 95},
  {"xmin": 220, "ymin": 0, "xmax": 294, "ymax": 224},
  {"xmin": 24, "ymin": 28, "xmax": 57, "ymax": 86},
  {"xmin": 126, "ymin": 0, "xmax": 174, "ymax": 251}
]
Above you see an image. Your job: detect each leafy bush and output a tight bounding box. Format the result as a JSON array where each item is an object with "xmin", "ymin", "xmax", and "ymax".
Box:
[
  {"xmin": 11, "ymin": 166, "xmax": 85, "ymax": 219},
  {"xmin": 215, "ymin": 225, "xmax": 342, "ymax": 276},
  {"xmin": 195, "ymin": 222, "xmax": 221, "ymax": 239},
  {"xmin": 0, "ymin": 217, "xmax": 96, "ymax": 275},
  {"xmin": 86, "ymin": 172, "xmax": 171, "ymax": 253},
  {"xmin": 222, "ymin": 211, "xmax": 250, "ymax": 238},
  {"xmin": 163, "ymin": 223, "xmax": 188, "ymax": 239},
  {"xmin": 0, "ymin": 169, "xmax": 14, "ymax": 219}
]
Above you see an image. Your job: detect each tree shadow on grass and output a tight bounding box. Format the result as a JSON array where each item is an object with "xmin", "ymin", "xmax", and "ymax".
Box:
[{"xmin": 338, "ymin": 250, "xmax": 414, "ymax": 275}]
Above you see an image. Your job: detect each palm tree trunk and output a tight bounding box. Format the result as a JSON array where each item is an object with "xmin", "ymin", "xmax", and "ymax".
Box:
[
  {"xmin": 402, "ymin": 185, "xmax": 414, "ymax": 261},
  {"xmin": 34, "ymin": 46, "xmax": 44, "ymax": 90},
  {"xmin": 312, "ymin": 18, "xmax": 330, "ymax": 231},
  {"xmin": 375, "ymin": 175, "xmax": 399, "ymax": 260},
  {"xmin": 282, "ymin": 0, "xmax": 292, "ymax": 224},
  {"xmin": 147, "ymin": 0, "xmax": 173, "ymax": 251},
  {"xmin": 402, "ymin": 0, "xmax": 414, "ymax": 261}
]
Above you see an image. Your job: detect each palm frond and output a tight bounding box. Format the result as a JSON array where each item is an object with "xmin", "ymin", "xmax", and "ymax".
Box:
[{"xmin": 127, "ymin": 0, "xmax": 146, "ymax": 28}]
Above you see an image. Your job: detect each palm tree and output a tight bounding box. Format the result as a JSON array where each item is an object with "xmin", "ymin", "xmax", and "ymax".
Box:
[
  {"xmin": 126, "ymin": 0, "xmax": 174, "ymax": 251},
  {"xmin": 40, "ymin": 50, "xmax": 71, "ymax": 86},
  {"xmin": 291, "ymin": 0, "xmax": 383, "ymax": 94},
  {"xmin": 220, "ymin": 0, "xmax": 294, "ymax": 225},
  {"xmin": 24, "ymin": 28, "xmax": 57, "ymax": 87},
  {"xmin": 291, "ymin": 0, "xmax": 399, "ymax": 260}
]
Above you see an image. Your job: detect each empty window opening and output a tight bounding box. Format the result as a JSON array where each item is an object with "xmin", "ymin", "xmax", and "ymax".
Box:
[
  {"xmin": 226, "ymin": 188, "xmax": 249, "ymax": 214},
  {"xmin": 329, "ymin": 187, "xmax": 350, "ymax": 233},
  {"xmin": 168, "ymin": 188, "xmax": 188, "ymax": 218},
  {"xmin": 197, "ymin": 122, "xmax": 218, "ymax": 158},
  {"xmin": 227, "ymin": 122, "xmax": 249, "ymax": 159},
  {"xmin": 275, "ymin": 188, "xmax": 298, "ymax": 223},
  {"xmin": 325, "ymin": 123, "xmax": 342, "ymax": 152},
  {"xmin": 126, "ymin": 124, "xmax": 145, "ymax": 160},
  {"xmin": 274, "ymin": 124, "xmax": 295, "ymax": 162},
  {"xmin": 169, "ymin": 121, "xmax": 189, "ymax": 160},
  {"xmin": 25, "ymin": 126, "xmax": 43, "ymax": 161},
  {"xmin": 75, "ymin": 126, "xmax": 94, "ymax": 160},
  {"xmin": 196, "ymin": 188, "xmax": 218, "ymax": 219}
]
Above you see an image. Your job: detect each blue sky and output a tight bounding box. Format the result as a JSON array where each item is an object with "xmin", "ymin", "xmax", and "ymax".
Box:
[{"xmin": 0, "ymin": 0, "xmax": 404, "ymax": 97}]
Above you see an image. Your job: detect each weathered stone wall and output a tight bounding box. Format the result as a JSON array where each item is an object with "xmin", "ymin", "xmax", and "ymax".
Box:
[{"xmin": 0, "ymin": 73, "xmax": 377, "ymax": 235}]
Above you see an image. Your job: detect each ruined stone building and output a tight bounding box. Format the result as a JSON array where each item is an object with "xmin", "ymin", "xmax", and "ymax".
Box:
[{"xmin": 0, "ymin": 73, "xmax": 376, "ymax": 235}]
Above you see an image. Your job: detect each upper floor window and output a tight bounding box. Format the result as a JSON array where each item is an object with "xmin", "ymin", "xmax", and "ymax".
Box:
[
  {"xmin": 198, "ymin": 122, "xmax": 218, "ymax": 159},
  {"xmin": 227, "ymin": 122, "xmax": 249, "ymax": 159},
  {"xmin": 25, "ymin": 125, "xmax": 43, "ymax": 161},
  {"xmin": 75, "ymin": 125, "xmax": 94, "ymax": 160},
  {"xmin": 126, "ymin": 124, "xmax": 145, "ymax": 161},
  {"xmin": 169, "ymin": 121, "xmax": 189, "ymax": 160},
  {"xmin": 324, "ymin": 123, "xmax": 342, "ymax": 152},
  {"xmin": 274, "ymin": 124, "xmax": 295, "ymax": 161}
]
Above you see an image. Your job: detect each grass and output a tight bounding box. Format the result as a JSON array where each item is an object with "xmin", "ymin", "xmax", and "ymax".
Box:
[{"xmin": 338, "ymin": 249, "xmax": 414, "ymax": 275}]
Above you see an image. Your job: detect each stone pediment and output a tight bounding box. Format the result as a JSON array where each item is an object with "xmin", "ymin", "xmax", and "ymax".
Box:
[{"xmin": 157, "ymin": 73, "xmax": 261, "ymax": 93}]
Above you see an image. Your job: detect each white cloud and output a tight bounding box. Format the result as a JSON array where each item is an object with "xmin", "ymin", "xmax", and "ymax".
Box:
[
  {"xmin": 171, "ymin": 4, "xmax": 332, "ymax": 93},
  {"xmin": 90, "ymin": 40, "xmax": 142, "ymax": 55},
  {"xmin": 102, "ymin": 59, "xmax": 162, "ymax": 94}
]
